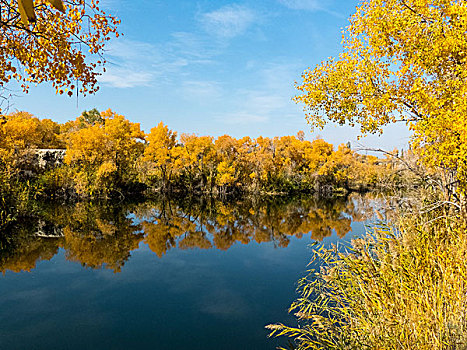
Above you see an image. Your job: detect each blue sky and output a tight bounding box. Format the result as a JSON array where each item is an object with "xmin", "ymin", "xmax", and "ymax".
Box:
[{"xmin": 13, "ymin": 0, "xmax": 411, "ymax": 150}]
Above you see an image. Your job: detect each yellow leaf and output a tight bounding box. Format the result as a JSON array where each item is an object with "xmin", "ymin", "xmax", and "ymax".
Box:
[
  {"xmin": 47, "ymin": 0, "xmax": 65, "ymax": 13},
  {"xmin": 17, "ymin": 0, "xmax": 36, "ymax": 25}
]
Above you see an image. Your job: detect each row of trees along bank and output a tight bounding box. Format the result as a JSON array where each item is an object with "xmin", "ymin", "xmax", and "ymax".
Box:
[{"xmin": 0, "ymin": 109, "xmax": 411, "ymax": 200}]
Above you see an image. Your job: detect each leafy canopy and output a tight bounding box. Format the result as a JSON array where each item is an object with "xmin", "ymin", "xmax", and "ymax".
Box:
[
  {"xmin": 64, "ymin": 109, "xmax": 145, "ymax": 195},
  {"xmin": 295, "ymin": 0, "xmax": 467, "ymax": 191},
  {"xmin": 0, "ymin": 0, "xmax": 120, "ymax": 98}
]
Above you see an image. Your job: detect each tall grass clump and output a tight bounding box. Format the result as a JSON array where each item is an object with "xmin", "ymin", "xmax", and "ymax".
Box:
[{"xmin": 268, "ymin": 209, "xmax": 467, "ymax": 349}]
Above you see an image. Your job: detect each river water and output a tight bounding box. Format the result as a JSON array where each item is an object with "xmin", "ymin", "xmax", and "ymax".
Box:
[{"xmin": 0, "ymin": 194, "xmax": 376, "ymax": 349}]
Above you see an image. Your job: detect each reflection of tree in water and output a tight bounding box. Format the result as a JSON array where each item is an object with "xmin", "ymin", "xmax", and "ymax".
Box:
[
  {"xmin": 58, "ymin": 203, "xmax": 143, "ymax": 272},
  {"xmin": 0, "ymin": 220, "xmax": 60, "ymax": 273},
  {"xmin": 0, "ymin": 193, "xmax": 381, "ymax": 273},
  {"xmin": 137, "ymin": 193, "xmax": 374, "ymax": 256},
  {"xmin": 0, "ymin": 202, "xmax": 143, "ymax": 273}
]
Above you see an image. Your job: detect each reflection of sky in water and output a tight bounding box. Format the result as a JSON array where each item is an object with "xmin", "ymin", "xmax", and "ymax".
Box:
[{"xmin": 0, "ymin": 196, "xmax": 372, "ymax": 350}]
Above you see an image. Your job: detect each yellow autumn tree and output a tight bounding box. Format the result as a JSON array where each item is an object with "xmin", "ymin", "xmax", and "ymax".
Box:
[
  {"xmin": 294, "ymin": 0, "xmax": 467, "ymax": 198},
  {"xmin": 215, "ymin": 135, "xmax": 239, "ymax": 191},
  {"xmin": 64, "ymin": 109, "xmax": 145, "ymax": 196},
  {"xmin": 272, "ymin": 134, "xmax": 310, "ymax": 189},
  {"xmin": 0, "ymin": 112, "xmax": 42, "ymax": 167},
  {"xmin": 143, "ymin": 122, "xmax": 178, "ymax": 190},
  {"xmin": 0, "ymin": 0, "xmax": 120, "ymax": 98},
  {"xmin": 178, "ymin": 134, "xmax": 217, "ymax": 192},
  {"xmin": 0, "ymin": 111, "xmax": 63, "ymax": 173},
  {"xmin": 319, "ymin": 144, "xmax": 356, "ymax": 189},
  {"xmin": 251, "ymin": 136, "xmax": 275, "ymax": 188}
]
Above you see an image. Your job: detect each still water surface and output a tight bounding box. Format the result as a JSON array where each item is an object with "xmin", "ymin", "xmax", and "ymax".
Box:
[{"xmin": 0, "ymin": 194, "xmax": 376, "ymax": 349}]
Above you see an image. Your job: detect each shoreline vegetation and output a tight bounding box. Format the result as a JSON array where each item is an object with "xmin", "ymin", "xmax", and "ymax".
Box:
[
  {"xmin": 267, "ymin": 190, "xmax": 467, "ymax": 350},
  {"xmin": 0, "ymin": 109, "xmax": 419, "ymax": 229},
  {"xmin": 266, "ymin": 0, "xmax": 467, "ymax": 348}
]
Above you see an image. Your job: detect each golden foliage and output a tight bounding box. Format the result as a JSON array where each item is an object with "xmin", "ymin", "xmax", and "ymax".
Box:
[
  {"xmin": 0, "ymin": 111, "xmax": 63, "ymax": 176},
  {"xmin": 0, "ymin": 0, "xmax": 120, "ymax": 97},
  {"xmin": 294, "ymin": 0, "xmax": 467, "ymax": 193},
  {"xmin": 141, "ymin": 130, "xmax": 392, "ymax": 194},
  {"xmin": 143, "ymin": 122, "xmax": 178, "ymax": 187},
  {"xmin": 0, "ymin": 109, "xmax": 402, "ymax": 198},
  {"xmin": 64, "ymin": 109, "xmax": 145, "ymax": 196}
]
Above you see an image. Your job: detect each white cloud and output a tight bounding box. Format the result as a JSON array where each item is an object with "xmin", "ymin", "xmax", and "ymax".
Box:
[
  {"xmin": 245, "ymin": 94, "xmax": 287, "ymax": 113},
  {"xmin": 99, "ymin": 36, "xmax": 218, "ymax": 89},
  {"xmin": 99, "ymin": 69, "xmax": 153, "ymax": 88},
  {"xmin": 105, "ymin": 40, "xmax": 158, "ymax": 62},
  {"xmin": 278, "ymin": 0, "xmax": 327, "ymax": 10},
  {"xmin": 218, "ymin": 112, "xmax": 268, "ymax": 125},
  {"xmin": 200, "ymin": 5, "xmax": 255, "ymax": 38},
  {"xmin": 181, "ymin": 81, "xmax": 222, "ymax": 101},
  {"xmin": 214, "ymin": 62, "xmax": 304, "ymax": 126},
  {"xmin": 99, "ymin": 39, "xmax": 158, "ymax": 88},
  {"xmin": 278, "ymin": 0, "xmax": 346, "ymax": 18},
  {"xmin": 169, "ymin": 32, "xmax": 221, "ymax": 60},
  {"xmin": 97, "ymin": 5, "xmax": 257, "ymax": 89}
]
